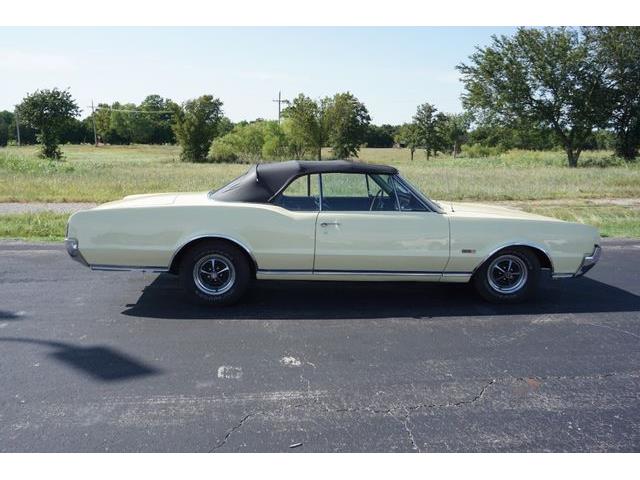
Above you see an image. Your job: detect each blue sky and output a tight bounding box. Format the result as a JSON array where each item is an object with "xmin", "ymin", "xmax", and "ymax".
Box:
[{"xmin": 0, "ymin": 27, "xmax": 516, "ymax": 124}]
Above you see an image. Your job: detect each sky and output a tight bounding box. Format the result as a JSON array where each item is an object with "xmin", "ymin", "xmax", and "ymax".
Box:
[{"xmin": 0, "ymin": 27, "xmax": 517, "ymax": 125}]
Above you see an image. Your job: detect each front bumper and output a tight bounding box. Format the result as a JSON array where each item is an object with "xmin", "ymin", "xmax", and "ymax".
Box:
[
  {"xmin": 575, "ymin": 244, "xmax": 601, "ymax": 277},
  {"xmin": 552, "ymin": 244, "xmax": 601, "ymax": 279},
  {"xmin": 64, "ymin": 237, "xmax": 89, "ymax": 267}
]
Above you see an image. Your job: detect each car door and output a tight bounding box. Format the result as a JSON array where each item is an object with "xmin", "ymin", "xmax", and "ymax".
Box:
[
  {"xmin": 260, "ymin": 173, "xmax": 321, "ymax": 271},
  {"xmin": 314, "ymin": 173, "xmax": 449, "ymax": 275}
]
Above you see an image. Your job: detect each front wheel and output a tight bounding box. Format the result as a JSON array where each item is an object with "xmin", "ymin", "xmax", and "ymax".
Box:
[
  {"xmin": 179, "ymin": 241, "xmax": 251, "ymax": 306},
  {"xmin": 473, "ymin": 248, "xmax": 540, "ymax": 303}
]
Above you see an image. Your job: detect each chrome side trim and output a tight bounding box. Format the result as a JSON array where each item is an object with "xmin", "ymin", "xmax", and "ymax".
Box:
[
  {"xmin": 315, "ymin": 271, "xmax": 442, "ymax": 277},
  {"xmin": 90, "ymin": 265, "xmax": 169, "ymax": 272},
  {"xmin": 257, "ymin": 269, "xmax": 470, "ymax": 278},
  {"xmin": 257, "ymin": 269, "xmax": 315, "ymax": 276},
  {"xmin": 552, "ymin": 273, "xmax": 574, "ymax": 279},
  {"xmin": 168, "ymin": 234, "xmax": 258, "ymax": 270},
  {"xmin": 471, "ymin": 242, "xmax": 555, "ymax": 276}
]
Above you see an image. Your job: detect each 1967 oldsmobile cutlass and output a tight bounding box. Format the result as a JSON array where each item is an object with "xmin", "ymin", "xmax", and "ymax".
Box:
[{"xmin": 65, "ymin": 160, "xmax": 601, "ymax": 305}]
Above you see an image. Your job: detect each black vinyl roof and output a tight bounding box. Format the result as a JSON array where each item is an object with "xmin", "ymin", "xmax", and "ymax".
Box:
[{"xmin": 211, "ymin": 160, "xmax": 398, "ymax": 203}]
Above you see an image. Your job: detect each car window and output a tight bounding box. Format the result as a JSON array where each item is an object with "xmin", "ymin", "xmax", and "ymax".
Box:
[
  {"xmin": 271, "ymin": 174, "xmax": 320, "ymax": 211},
  {"xmin": 392, "ymin": 177, "xmax": 428, "ymax": 212},
  {"xmin": 320, "ymin": 173, "xmax": 398, "ymax": 211}
]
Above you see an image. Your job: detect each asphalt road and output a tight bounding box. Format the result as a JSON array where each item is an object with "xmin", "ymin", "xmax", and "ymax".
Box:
[{"xmin": 1, "ymin": 239, "xmax": 639, "ymax": 452}]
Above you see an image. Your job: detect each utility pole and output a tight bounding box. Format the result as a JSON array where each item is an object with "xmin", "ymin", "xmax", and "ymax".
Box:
[
  {"xmin": 272, "ymin": 91, "xmax": 290, "ymax": 124},
  {"xmin": 14, "ymin": 108, "xmax": 21, "ymax": 146},
  {"xmin": 91, "ymin": 100, "xmax": 98, "ymax": 146}
]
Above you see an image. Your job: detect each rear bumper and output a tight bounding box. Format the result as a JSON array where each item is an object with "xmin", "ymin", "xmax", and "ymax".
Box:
[
  {"xmin": 552, "ymin": 244, "xmax": 601, "ymax": 279},
  {"xmin": 64, "ymin": 237, "xmax": 89, "ymax": 267}
]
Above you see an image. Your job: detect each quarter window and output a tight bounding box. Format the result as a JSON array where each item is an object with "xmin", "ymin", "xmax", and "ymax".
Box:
[
  {"xmin": 271, "ymin": 174, "xmax": 320, "ymax": 211},
  {"xmin": 392, "ymin": 177, "xmax": 428, "ymax": 211}
]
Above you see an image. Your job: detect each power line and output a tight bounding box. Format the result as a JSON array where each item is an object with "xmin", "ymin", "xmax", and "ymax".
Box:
[{"xmin": 87, "ymin": 106, "xmax": 175, "ymax": 114}]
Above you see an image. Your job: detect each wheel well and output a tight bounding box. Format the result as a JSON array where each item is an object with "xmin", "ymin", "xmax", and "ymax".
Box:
[
  {"xmin": 474, "ymin": 245, "xmax": 553, "ymax": 274},
  {"xmin": 169, "ymin": 237, "xmax": 257, "ymax": 277}
]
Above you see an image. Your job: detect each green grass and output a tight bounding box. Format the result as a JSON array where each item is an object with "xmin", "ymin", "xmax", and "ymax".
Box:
[
  {"xmin": 1, "ymin": 145, "xmax": 639, "ymax": 203},
  {"xmin": 0, "ymin": 212, "xmax": 68, "ymax": 241},
  {"xmin": 521, "ymin": 204, "xmax": 640, "ymax": 238},
  {"xmin": 1, "ymin": 144, "xmax": 639, "ymax": 240}
]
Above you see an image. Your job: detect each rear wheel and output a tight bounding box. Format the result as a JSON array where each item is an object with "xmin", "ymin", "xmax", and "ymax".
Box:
[
  {"xmin": 473, "ymin": 247, "xmax": 540, "ymax": 303},
  {"xmin": 179, "ymin": 241, "xmax": 251, "ymax": 306}
]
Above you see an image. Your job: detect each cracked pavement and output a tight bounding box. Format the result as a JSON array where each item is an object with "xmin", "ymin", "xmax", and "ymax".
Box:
[{"xmin": 0, "ymin": 239, "xmax": 639, "ymax": 452}]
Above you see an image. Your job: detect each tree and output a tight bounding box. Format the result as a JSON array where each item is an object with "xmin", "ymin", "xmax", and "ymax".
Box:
[
  {"xmin": 458, "ymin": 27, "xmax": 611, "ymax": 167},
  {"xmin": 441, "ymin": 113, "xmax": 471, "ymax": 157},
  {"xmin": 364, "ymin": 124, "xmax": 397, "ymax": 148},
  {"xmin": 586, "ymin": 27, "xmax": 640, "ymax": 160},
  {"xmin": 323, "ymin": 92, "xmax": 371, "ymax": 158},
  {"xmin": 139, "ymin": 95, "xmax": 177, "ymax": 144},
  {"xmin": 209, "ymin": 121, "xmax": 292, "ymax": 163},
  {"xmin": 282, "ymin": 94, "xmax": 327, "ymax": 160},
  {"xmin": 16, "ymin": 88, "xmax": 80, "ymax": 159},
  {"xmin": 172, "ymin": 95, "xmax": 223, "ymax": 162},
  {"xmin": 0, "ymin": 111, "xmax": 13, "ymax": 146},
  {"xmin": 413, "ymin": 102, "xmax": 446, "ymax": 159},
  {"xmin": 394, "ymin": 123, "xmax": 421, "ymax": 161}
]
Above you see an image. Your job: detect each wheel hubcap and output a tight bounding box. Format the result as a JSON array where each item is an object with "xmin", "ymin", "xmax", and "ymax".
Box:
[
  {"xmin": 193, "ymin": 254, "xmax": 236, "ymax": 295},
  {"xmin": 487, "ymin": 254, "xmax": 528, "ymax": 294}
]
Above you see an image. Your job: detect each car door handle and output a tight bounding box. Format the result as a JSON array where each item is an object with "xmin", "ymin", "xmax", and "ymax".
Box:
[{"xmin": 320, "ymin": 222, "xmax": 340, "ymax": 227}]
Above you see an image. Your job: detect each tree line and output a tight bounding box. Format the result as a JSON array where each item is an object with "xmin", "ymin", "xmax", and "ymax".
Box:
[{"xmin": 2, "ymin": 26, "xmax": 638, "ymax": 167}]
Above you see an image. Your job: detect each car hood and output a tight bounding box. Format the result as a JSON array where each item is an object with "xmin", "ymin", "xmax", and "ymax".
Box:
[
  {"xmin": 93, "ymin": 192, "xmax": 211, "ymax": 210},
  {"xmin": 441, "ymin": 201, "xmax": 562, "ymax": 222}
]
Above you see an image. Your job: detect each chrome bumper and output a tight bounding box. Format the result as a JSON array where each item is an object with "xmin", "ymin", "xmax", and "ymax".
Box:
[
  {"xmin": 575, "ymin": 244, "xmax": 601, "ymax": 277},
  {"xmin": 552, "ymin": 245, "xmax": 601, "ymax": 279},
  {"xmin": 64, "ymin": 237, "xmax": 89, "ymax": 267}
]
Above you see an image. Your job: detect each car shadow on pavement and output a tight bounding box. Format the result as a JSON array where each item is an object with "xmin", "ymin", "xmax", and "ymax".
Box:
[
  {"xmin": 0, "ymin": 337, "xmax": 161, "ymax": 381},
  {"xmin": 121, "ymin": 273, "xmax": 640, "ymax": 320}
]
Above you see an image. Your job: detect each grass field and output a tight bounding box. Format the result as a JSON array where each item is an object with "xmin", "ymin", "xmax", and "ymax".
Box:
[{"xmin": 1, "ymin": 144, "xmax": 639, "ymax": 240}]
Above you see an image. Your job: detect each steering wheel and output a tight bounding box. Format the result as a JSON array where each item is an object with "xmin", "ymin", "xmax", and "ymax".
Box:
[{"xmin": 369, "ymin": 189, "xmax": 384, "ymax": 211}]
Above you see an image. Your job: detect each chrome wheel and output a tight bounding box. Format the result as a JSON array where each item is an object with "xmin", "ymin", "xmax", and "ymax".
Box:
[
  {"xmin": 193, "ymin": 254, "xmax": 236, "ymax": 296},
  {"xmin": 487, "ymin": 254, "xmax": 528, "ymax": 294}
]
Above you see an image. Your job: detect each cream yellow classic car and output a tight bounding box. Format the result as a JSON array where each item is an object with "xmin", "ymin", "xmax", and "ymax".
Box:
[{"xmin": 65, "ymin": 160, "xmax": 601, "ymax": 305}]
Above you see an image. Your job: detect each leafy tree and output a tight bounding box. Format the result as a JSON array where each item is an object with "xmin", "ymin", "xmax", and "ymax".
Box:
[
  {"xmin": 172, "ymin": 95, "xmax": 223, "ymax": 162},
  {"xmin": 282, "ymin": 94, "xmax": 327, "ymax": 160},
  {"xmin": 93, "ymin": 103, "xmax": 112, "ymax": 143},
  {"xmin": 60, "ymin": 117, "xmax": 93, "ymax": 144},
  {"xmin": 364, "ymin": 124, "xmax": 397, "ymax": 148},
  {"xmin": 441, "ymin": 113, "xmax": 471, "ymax": 157},
  {"xmin": 0, "ymin": 111, "xmax": 13, "ymax": 146},
  {"xmin": 209, "ymin": 120, "xmax": 291, "ymax": 163},
  {"xmin": 586, "ymin": 27, "xmax": 640, "ymax": 160},
  {"xmin": 394, "ymin": 123, "xmax": 421, "ymax": 161},
  {"xmin": 324, "ymin": 92, "xmax": 371, "ymax": 158},
  {"xmin": 217, "ymin": 117, "xmax": 235, "ymax": 137},
  {"xmin": 458, "ymin": 27, "xmax": 611, "ymax": 167},
  {"xmin": 139, "ymin": 95, "xmax": 177, "ymax": 144},
  {"xmin": 413, "ymin": 102, "xmax": 446, "ymax": 159},
  {"xmin": 16, "ymin": 88, "xmax": 80, "ymax": 159}
]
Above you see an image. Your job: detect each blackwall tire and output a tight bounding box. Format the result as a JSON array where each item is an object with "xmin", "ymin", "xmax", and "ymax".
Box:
[
  {"xmin": 179, "ymin": 241, "xmax": 251, "ymax": 306},
  {"xmin": 473, "ymin": 247, "xmax": 540, "ymax": 304}
]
